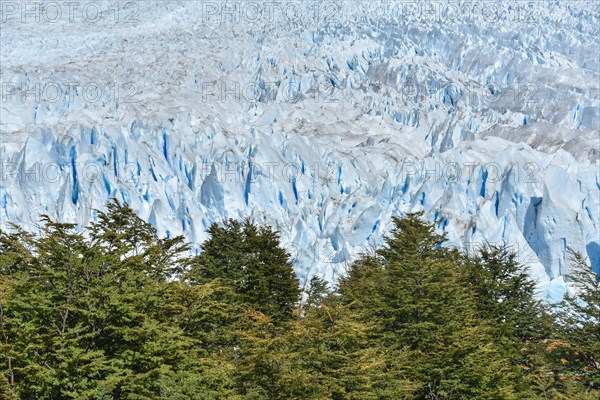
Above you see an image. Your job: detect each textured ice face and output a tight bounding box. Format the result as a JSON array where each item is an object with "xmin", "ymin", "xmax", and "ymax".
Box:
[{"xmin": 1, "ymin": 1, "xmax": 598, "ymax": 300}]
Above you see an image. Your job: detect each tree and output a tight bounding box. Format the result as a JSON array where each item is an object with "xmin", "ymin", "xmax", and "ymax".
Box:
[
  {"xmin": 465, "ymin": 243, "xmax": 555, "ymax": 392},
  {"xmin": 0, "ymin": 200, "xmax": 240, "ymax": 399},
  {"xmin": 89, "ymin": 199, "xmax": 190, "ymax": 279},
  {"xmin": 338, "ymin": 212, "xmax": 520, "ymax": 399},
  {"xmin": 233, "ymin": 299, "xmax": 413, "ymax": 400},
  {"xmin": 302, "ymin": 275, "xmax": 331, "ymax": 313},
  {"xmin": 556, "ymin": 250, "xmax": 600, "ymax": 390},
  {"xmin": 190, "ymin": 219, "xmax": 300, "ymax": 323},
  {"xmin": 466, "ymin": 244, "xmax": 551, "ymax": 343},
  {"xmin": 0, "ymin": 275, "xmax": 17, "ymax": 400}
]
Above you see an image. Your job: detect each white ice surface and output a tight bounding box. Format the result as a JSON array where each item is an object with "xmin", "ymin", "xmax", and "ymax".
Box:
[{"xmin": 1, "ymin": 1, "xmax": 598, "ymax": 299}]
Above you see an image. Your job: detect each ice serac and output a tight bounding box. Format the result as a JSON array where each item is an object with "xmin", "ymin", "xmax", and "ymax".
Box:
[{"xmin": 0, "ymin": 1, "xmax": 598, "ymax": 301}]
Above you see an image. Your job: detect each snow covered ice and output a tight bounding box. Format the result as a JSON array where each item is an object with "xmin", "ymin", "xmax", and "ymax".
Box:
[{"xmin": 0, "ymin": 1, "xmax": 598, "ymax": 300}]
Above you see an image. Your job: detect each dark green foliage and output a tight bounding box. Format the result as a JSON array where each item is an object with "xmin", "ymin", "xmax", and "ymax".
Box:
[
  {"xmin": 0, "ymin": 201, "xmax": 237, "ymax": 399},
  {"xmin": 339, "ymin": 213, "xmax": 520, "ymax": 399},
  {"xmin": 303, "ymin": 275, "xmax": 331, "ymax": 312},
  {"xmin": 190, "ymin": 218, "xmax": 300, "ymax": 323},
  {"xmin": 555, "ymin": 250, "xmax": 600, "ymax": 389},
  {"xmin": 465, "ymin": 243, "xmax": 555, "ymax": 394},
  {"xmin": 0, "ymin": 204, "xmax": 597, "ymax": 398},
  {"xmin": 466, "ymin": 244, "xmax": 552, "ymax": 342}
]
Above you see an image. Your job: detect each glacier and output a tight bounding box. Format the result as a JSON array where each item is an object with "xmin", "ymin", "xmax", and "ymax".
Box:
[{"xmin": 0, "ymin": 1, "xmax": 598, "ymax": 300}]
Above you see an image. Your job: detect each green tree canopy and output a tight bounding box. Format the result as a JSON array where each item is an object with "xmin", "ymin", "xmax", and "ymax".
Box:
[{"xmin": 189, "ymin": 219, "xmax": 300, "ymax": 323}]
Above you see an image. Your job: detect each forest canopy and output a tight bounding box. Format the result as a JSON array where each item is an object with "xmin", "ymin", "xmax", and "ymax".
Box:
[{"xmin": 0, "ymin": 200, "xmax": 598, "ymax": 399}]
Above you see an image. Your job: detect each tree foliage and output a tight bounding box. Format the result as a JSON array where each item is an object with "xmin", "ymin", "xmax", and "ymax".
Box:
[
  {"xmin": 189, "ymin": 219, "xmax": 300, "ymax": 323},
  {"xmin": 0, "ymin": 203, "xmax": 597, "ymax": 399},
  {"xmin": 554, "ymin": 250, "xmax": 600, "ymax": 389}
]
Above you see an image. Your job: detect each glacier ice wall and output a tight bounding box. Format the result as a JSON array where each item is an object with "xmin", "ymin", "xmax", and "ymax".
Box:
[{"xmin": 0, "ymin": 1, "xmax": 598, "ymax": 299}]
